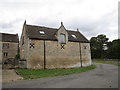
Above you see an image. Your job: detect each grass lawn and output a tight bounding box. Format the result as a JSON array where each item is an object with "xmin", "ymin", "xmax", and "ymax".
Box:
[
  {"xmin": 94, "ymin": 61, "xmax": 120, "ymax": 66},
  {"xmin": 16, "ymin": 65, "xmax": 96, "ymax": 80}
]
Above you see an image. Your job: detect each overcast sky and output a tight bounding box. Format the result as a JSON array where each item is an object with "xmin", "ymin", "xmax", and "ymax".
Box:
[{"xmin": 0, "ymin": 0, "xmax": 119, "ymax": 41}]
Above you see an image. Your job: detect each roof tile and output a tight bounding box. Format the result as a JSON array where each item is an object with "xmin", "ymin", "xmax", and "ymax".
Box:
[
  {"xmin": 0, "ymin": 33, "xmax": 19, "ymax": 43},
  {"xmin": 26, "ymin": 24, "xmax": 89, "ymax": 43}
]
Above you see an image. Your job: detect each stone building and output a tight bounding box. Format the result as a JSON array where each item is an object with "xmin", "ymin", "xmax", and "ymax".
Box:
[
  {"xmin": 20, "ymin": 21, "xmax": 91, "ymax": 69},
  {"xmin": 0, "ymin": 33, "xmax": 19, "ymax": 64}
]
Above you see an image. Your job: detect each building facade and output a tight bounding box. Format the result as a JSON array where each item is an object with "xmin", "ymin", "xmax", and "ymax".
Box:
[
  {"xmin": 20, "ymin": 21, "xmax": 91, "ymax": 69},
  {"xmin": 0, "ymin": 33, "xmax": 19, "ymax": 64}
]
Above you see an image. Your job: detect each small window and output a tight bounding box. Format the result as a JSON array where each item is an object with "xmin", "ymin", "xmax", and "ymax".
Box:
[
  {"xmin": 7, "ymin": 44, "xmax": 9, "ymax": 48},
  {"xmin": 72, "ymin": 34, "xmax": 76, "ymax": 38},
  {"xmin": 3, "ymin": 44, "xmax": 5, "ymax": 47},
  {"xmin": 39, "ymin": 31, "xmax": 45, "ymax": 34},
  {"xmin": 4, "ymin": 52, "xmax": 8, "ymax": 57},
  {"xmin": 59, "ymin": 34, "xmax": 66, "ymax": 44},
  {"xmin": 61, "ymin": 44, "xmax": 65, "ymax": 49},
  {"xmin": 3, "ymin": 43, "xmax": 9, "ymax": 48},
  {"xmin": 30, "ymin": 43, "xmax": 35, "ymax": 48}
]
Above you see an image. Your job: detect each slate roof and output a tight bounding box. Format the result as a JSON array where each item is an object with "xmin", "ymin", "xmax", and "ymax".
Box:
[
  {"xmin": 26, "ymin": 24, "xmax": 89, "ymax": 43},
  {"xmin": 0, "ymin": 33, "xmax": 19, "ymax": 43}
]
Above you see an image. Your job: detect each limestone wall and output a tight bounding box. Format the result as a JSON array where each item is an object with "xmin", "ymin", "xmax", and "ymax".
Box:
[
  {"xmin": 2, "ymin": 42, "xmax": 18, "ymax": 62},
  {"xmin": 20, "ymin": 26, "xmax": 28, "ymax": 60},
  {"xmin": 45, "ymin": 41, "xmax": 80, "ymax": 69},
  {"xmin": 0, "ymin": 42, "xmax": 2, "ymax": 64},
  {"xmin": 27, "ymin": 40, "xmax": 44, "ymax": 69},
  {"xmin": 81, "ymin": 43, "xmax": 91, "ymax": 66},
  {"xmin": 26, "ymin": 39, "xmax": 91, "ymax": 69}
]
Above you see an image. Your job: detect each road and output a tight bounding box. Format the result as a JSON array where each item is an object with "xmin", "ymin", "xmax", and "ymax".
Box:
[{"xmin": 2, "ymin": 63, "xmax": 118, "ymax": 88}]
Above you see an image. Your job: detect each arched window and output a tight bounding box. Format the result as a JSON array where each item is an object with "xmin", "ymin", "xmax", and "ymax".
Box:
[{"xmin": 59, "ymin": 34, "xmax": 66, "ymax": 44}]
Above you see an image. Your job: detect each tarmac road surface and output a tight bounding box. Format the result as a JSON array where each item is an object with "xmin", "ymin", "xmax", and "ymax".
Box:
[{"xmin": 2, "ymin": 63, "xmax": 118, "ymax": 88}]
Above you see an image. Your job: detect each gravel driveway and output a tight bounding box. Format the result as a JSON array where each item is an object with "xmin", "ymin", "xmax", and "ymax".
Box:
[
  {"xmin": 2, "ymin": 63, "xmax": 118, "ymax": 88},
  {"xmin": 2, "ymin": 69, "xmax": 23, "ymax": 83}
]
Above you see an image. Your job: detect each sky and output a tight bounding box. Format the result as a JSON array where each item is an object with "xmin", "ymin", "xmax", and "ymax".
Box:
[{"xmin": 0, "ymin": 0, "xmax": 119, "ymax": 41}]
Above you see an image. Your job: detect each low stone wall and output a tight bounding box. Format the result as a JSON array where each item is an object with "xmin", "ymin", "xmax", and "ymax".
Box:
[
  {"xmin": 2, "ymin": 58, "xmax": 19, "ymax": 69},
  {"xmin": 92, "ymin": 59, "xmax": 120, "ymax": 62},
  {"xmin": 19, "ymin": 59, "xmax": 27, "ymax": 68}
]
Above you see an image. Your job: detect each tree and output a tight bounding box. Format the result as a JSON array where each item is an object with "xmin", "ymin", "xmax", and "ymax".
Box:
[
  {"xmin": 90, "ymin": 34, "xmax": 109, "ymax": 59},
  {"xmin": 107, "ymin": 39, "xmax": 120, "ymax": 59}
]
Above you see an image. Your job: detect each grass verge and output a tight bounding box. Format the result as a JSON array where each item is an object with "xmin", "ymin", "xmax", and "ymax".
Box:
[
  {"xmin": 16, "ymin": 65, "xmax": 96, "ymax": 80},
  {"xmin": 94, "ymin": 61, "xmax": 120, "ymax": 66}
]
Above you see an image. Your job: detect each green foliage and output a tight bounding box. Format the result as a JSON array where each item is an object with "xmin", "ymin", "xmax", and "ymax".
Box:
[
  {"xmin": 15, "ymin": 53, "xmax": 20, "ymax": 59},
  {"xmin": 90, "ymin": 34, "xmax": 109, "ymax": 59},
  {"xmin": 106, "ymin": 39, "xmax": 120, "ymax": 59},
  {"xmin": 90, "ymin": 34, "xmax": 120, "ymax": 59},
  {"xmin": 16, "ymin": 65, "xmax": 96, "ymax": 79}
]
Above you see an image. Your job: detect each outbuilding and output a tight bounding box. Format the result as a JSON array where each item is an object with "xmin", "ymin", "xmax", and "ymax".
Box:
[
  {"xmin": 20, "ymin": 21, "xmax": 91, "ymax": 69},
  {"xmin": 0, "ymin": 33, "xmax": 19, "ymax": 64}
]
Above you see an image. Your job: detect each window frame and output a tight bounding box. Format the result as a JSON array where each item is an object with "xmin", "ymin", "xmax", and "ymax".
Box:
[
  {"xmin": 3, "ymin": 52, "xmax": 8, "ymax": 57},
  {"xmin": 3, "ymin": 43, "xmax": 9, "ymax": 48},
  {"xmin": 59, "ymin": 33, "xmax": 66, "ymax": 44}
]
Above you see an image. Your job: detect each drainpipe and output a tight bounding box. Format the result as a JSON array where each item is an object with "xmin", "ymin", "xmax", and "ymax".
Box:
[
  {"xmin": 79, "ymin": 42, "xmax": 82, "ymax": 68},
  {"xmin": 44, "ymin": 40, "xmax": 46, "ymax": 69}
]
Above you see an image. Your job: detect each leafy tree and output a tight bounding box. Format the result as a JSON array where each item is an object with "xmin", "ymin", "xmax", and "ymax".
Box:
[
  {"xmin": 90, "ymin": 34, "xmax": 109, "ymax": 59},
  {"xmin": 90, "ymin": 34, "xmax": 120, "ymax": 59},
  {"xmin": 107, "ymin": 39, "xmax": 120, "ymax": 59}
]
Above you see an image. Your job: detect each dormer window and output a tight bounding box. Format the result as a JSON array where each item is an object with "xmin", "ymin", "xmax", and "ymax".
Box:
[
  {"xmin": 59, "ymin": 34, "xmax": 66, "ymax": 44},
  {"xmin": 57, "ymin": 22, "xmax": 68, "ymax": 44}
]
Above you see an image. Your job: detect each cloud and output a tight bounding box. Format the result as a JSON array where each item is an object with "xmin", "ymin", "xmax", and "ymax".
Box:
[
  {"xmin": 0, "ymin": 0, "xmax": 119, "ymax": 41},
  {"xmin": 63, "ymin": 8, "xmax": 118, "ymax": 40}
]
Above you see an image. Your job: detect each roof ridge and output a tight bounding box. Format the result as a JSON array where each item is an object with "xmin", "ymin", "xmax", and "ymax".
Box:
[
  {"xmin": 0, "ymin": 32, "xmax": 18, "ymax": 36},
  {"xmin": 26, "ymin": 24, "xmax": 80, "ymax": 33},
  {"xmin": 66, "ymin": 30, "xmax": 78, "ymax": 32},
  {"xmin": 26, "ymin": 24, "xmax": 58, "ymax": 30}
]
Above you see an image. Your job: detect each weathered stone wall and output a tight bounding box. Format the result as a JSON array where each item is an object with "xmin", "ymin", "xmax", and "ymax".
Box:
[
  {"xmin": 27, "ymin": 40, "xmax": 44, "ymax": 69},
  {"xmin": 45, "ymin": 41, "xmax": 80, "ymax": 69},
  {"xmin": 26, "ymin": 39, "xmax": 91, "ymax": 69},
  {"xmin": 2, "ymin": 42, "xmax": 18, "ymax": 62},
  {"xmin": 0, "ymin": 42, "xmax": 2, "ymax": 64},
  {"xmin": 19, "ymin": 60, "xmax": 27, "ymax": 68},
  {"xmin": 20, "ymin": 25, "xmax": 29, "ymax": 60},
  {"xmin": 81, "ymin": 43, "xmax": 91, "ymax": 66}
]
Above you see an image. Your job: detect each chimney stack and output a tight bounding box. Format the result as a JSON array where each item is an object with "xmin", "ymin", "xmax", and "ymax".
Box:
[{"xmin": 61, "ymin": 22, "xmax": 63, "ymax": 26}]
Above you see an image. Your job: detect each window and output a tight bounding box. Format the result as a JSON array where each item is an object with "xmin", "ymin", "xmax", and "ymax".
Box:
[
  {"xmin": 59, "ymin": 34, "xmax": 66, "ymax": 44},
  {"xmin": 30, "ymin": 43, "xmax": 35, "ymax": 48},
  {"xmin": 3, "ymin": 43, "xmax": 9, "ymax": 48},
  {"xmin": 72, "ymin": 34, "xmax": 77, "ymax": 38},
  {"xmin": 4, "ymin": 52, "xmax": 8, "ymax": 57},
  {"xmin": 61, "ymin": 44, "xmax": 65, "ymax": 49},
  {"xmin": 39, "ymin": 31, "xmax": 45, "ymax": 34}
]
